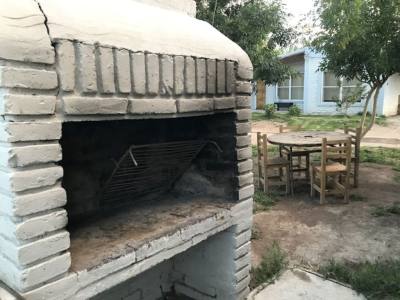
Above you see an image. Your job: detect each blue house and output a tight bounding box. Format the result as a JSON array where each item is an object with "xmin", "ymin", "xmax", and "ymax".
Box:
[{"xmin": 254, "ymin": 48, "xmax": 400, "ymax": 116}]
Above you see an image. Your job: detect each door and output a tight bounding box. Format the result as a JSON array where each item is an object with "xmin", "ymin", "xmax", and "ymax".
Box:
[{"xmin": 256, "ymin": 80, "xmax": 266, "ymax": 109}]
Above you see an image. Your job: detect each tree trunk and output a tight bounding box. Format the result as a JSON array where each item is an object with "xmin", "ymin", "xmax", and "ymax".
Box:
[{"xmin": 360, "ymin": 84, "xmax": 382, "ymax": 137}]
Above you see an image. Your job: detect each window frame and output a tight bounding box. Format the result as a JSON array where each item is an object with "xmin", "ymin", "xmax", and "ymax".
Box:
[
  {"xmin": 322, "ymin": 72, "xmax": 362, "ymax": 103},
  {"xmin": 276, "ymin": 73, "xmax": 304, "ymax": 101}
]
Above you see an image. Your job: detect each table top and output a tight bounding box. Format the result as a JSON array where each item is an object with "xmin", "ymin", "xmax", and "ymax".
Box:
[{"xmin": 267, "ymin": 131, "xmax": 350, "ymax": 147}]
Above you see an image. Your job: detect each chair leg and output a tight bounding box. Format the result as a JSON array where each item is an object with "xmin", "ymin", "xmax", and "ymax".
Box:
[
  {"xmin": 320, "ymin": 174, "xmax": 326, "ymax": 205},
  {"xmin": 285, "ymin": 165, "xmax": 290, "ymax": 196},
  {"xmin": 305, "ymin": 154, "xmax": 310, "ymax": 180},
  {"xmin": 310, "ymin": 167, "xmax": 315, "ymax": 198}
]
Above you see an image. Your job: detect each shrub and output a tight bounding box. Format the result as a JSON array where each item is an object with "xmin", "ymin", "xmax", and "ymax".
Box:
[
  {"xmin": 288, "ymin": 105, "xmax": 301, "ymax": 116},
  {"xmin": 250, "ymin": 241, "xmax": 288, "ymax": 288},
  {"xmin": 264, "ymin": 104, "xmax": 277, "ymax": 119}
]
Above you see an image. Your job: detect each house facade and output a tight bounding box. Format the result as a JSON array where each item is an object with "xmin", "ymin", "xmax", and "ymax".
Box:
[{"xmin": 257, "ymin": 48, "xmax": 400, "ymax": 116}]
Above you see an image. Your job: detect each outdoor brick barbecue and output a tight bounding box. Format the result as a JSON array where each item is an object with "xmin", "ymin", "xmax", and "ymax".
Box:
[{"xmin": 0, "ymin": 0, "xmax": 254, "ymax": 299}]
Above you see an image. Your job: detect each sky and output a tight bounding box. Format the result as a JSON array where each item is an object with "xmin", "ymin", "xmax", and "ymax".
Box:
[{"xmin": 283, "ymin": 0, "xmax": 315, "ymax": 27}]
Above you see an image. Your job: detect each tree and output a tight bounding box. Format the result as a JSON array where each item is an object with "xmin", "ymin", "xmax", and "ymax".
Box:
[
  {"xmin": 196, "ymin": 0, "xmax": 295, "ymax": 84},
  {"xmin": 313, "ymin": 0, "xmax": 400, "ymax": 136}
]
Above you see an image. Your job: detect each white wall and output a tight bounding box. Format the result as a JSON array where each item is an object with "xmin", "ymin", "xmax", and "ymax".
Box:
[
  {"xmin": 381, "ymin": 74, "xmax": 400, "ymax": 116},
  {"xmin": 264, "ymin": 49, "xmax": 399, "ymax": 116}
]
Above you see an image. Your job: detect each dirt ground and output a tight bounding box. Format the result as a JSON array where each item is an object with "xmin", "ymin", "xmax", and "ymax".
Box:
[{"xmin": 251, "ymin": 163, "xmax": 400, "ymax": 268}]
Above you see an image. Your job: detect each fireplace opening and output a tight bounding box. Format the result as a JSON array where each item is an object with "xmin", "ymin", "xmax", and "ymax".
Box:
[{"xmin": 60, "ymin": 113, "xmax": 237, "ymax": 272}]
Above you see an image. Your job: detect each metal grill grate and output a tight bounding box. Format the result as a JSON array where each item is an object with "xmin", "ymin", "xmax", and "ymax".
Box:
[{"xmin": 101, "ymin": 140, "xmax": 221, "ymax": 206}]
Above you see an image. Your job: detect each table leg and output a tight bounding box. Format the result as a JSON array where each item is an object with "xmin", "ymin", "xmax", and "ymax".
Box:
[{"xmin": 289, "ymin": 147, "xmax": 294, "ymax": 195}]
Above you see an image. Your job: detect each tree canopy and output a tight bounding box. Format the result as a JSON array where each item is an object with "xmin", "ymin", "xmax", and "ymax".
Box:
[
  {"xmin": 312, "ymin": 0, "xmax": 400, "ymax": 135},
  {"xmin": 196, "ymin": 0, "xmax": 295, "ymax": 84}
]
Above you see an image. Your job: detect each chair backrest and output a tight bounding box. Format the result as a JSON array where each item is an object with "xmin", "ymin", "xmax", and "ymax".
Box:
[
  {"xmin": 257, "ymin": 132, "xmax": 269, "ymax": 165},
  {"xmin": 279, "ymin": 124, "xmax": 303, "ymax": 133},
  {"xmin": 321, "ymin": 138, "xmax": 352, "ymax": 171},
  {"xmin": 344, "ymin": 127, "xmax": 361, "ymax": 158}
]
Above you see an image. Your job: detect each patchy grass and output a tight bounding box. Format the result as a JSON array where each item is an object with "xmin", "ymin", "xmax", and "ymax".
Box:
[
  {"xmin": 252, "ymin": 144, "xmax": 279, "ymax": 158},
  {"xmin": 252, "ymin": 112, "xmax": 387, "ymax": 131},
  {"xmin": 319, "ymin": 260, "xmax": 400, "ymax": 300},
  {"xmin": 360, "ymin": 147, "xmax": 400, "ymax": 183},
  {"xmin": 250, "ymin": 241, "xmax": 288, "ymax": 288},
  {"xmin": 254, "ymin": 190, "xmax": 277, "ymax": 211},
  {"xmin": 350, "ymin": 194, "xmax": 366, "ymax": 202},
  {"xmin": 371, "ymin": 203, "xmax": 400, "ymax": 217}
]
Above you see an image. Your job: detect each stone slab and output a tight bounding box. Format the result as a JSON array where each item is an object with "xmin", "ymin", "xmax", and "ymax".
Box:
[{"xmin": 251, "ymin": 269, "xmax": 366, "ymax": 300}]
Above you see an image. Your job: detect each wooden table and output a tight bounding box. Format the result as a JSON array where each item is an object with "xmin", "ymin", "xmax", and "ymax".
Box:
[
  {"xmin": 267, "ymin": 131, "xmax": 350, "ymax": 147},
  {"xmin": 267, "ymin": 131, "xmax": 350, "ymax": 193}
]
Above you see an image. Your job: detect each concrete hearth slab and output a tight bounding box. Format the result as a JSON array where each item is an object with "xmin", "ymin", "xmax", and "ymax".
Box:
[{"xmin": 249, "ymin": 269, "xmax": 366, "ymax": 300}]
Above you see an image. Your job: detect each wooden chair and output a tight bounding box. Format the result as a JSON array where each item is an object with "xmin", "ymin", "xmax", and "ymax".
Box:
[
  {"xmin": 344, "ymin": 127, "xmax": 362, "ymax": 187},
  {"xmin": 257, "ymin": 132, "xmax": 291, "ymax": 195},
  {"xmin": 279, "ymin": 125, "xmax": 313, "ymax": 180},
  {"xmin": 310, "ymin": 138, "xmax": 352, "ymax": 204}
]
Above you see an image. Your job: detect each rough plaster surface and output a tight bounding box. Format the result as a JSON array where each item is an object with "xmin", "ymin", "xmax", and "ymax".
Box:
[{"xmin": 37, "ymin": 0, "xmax": 252, "ymax": 76}]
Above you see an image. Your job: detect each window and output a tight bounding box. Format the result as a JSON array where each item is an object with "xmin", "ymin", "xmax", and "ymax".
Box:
[
  {"xmin": 323, "ymin": 72, "xmax": 361, "ymax": 102},
  {"xmin": 277, "ymin": 74, "xmax": 304, "ymax": 100}
]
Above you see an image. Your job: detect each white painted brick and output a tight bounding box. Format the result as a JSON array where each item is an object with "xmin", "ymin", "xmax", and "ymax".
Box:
[
  {"xmin": 20, "ymin": 273, "xmax": 78, "ymax": 300},
  {"xmin": 0, "ymin": 166, "xmax": 63, "ymax": 193},
  {"xmin": 146, "ymin": 54, "xmax": 159, "ymax": 95},
  {"xmin": 236, "ymin": 134, "xmax": 251, "ymax": 147},
  {"xmin": 63, "ymin": 97, "xmax": 128, "ymax": 115},
  {"xmin": 235, "ymin": 216, "xmax": 253, "ymax": 234},
  {"xmin": 217, "ymin": 60, "xmax": 226, "ymax": 94},
  {"xmin": 129, "ymin": 99, "xmax": 176, "ymax": 114},
  {"xmin": 196, "ymin": 58, "xmax": 206, "ymax": 94},
  {"xmin": 174, "ymin": 56, "xmax": 184, "ymax": 95},
  {"xmin": 235, "ymin": 275, "xmax": 250, "ymax": 293},
  {"xmin": 0, "ymin": 283, "xmax": 17, "ymax": 300},
  {"xmin": 236, "ymin": 147, "xmax": 252, "ymax": 160},
  {"xmin": 0, "ymin": 187, "xmax": 66, "ymax": 217},
  {"xmin": 0, "ymin": 122, "xmax": 61, "ymax": 142},
  {"xmin": 234, "ymin": 242, "xmax": 251, "ymax": 260},
  {"xmin": 0, "ymin": 143, "xmax": 61, "ymax": 168},
  {"xmin": 136, "ymin": 231, "xmax": 183, "ymax": 262},
  {"xmin": 0, "ymin": 231, "xmax": 70, "ymax": 266},
  {"xmin": 115, "ymin": 49, "xmax": 131, "ymax": 94},
  {"xmin": 76, "ymin": 43, "xmax": 97, "ymax": 93},
  {"xmin": 236, "ymin": 96, "xmax": 251, "ymax": 108},
  {"xmin": 235, "ymin": 230, "xmax": 251, "ymax": 248},
  {"xmin": 0, "ymin": 252, "xmax": 70, "ymax": 291},
  {"xmin": 236, "ymin": 286, "xmax": 250, "ymax": 300},
  {"xmin": 234, "ymin": 253, "xmax": 251, "ymax": 270},
  {"xmin": 161, "ymin": 55, "xmax": 173, "ymax": 95},
  {"xmin": 236, "ymin": 122, "xmax": 251, "ymax": 135},
  {"xmin": 56, "ymin": 41, "xmax": 75, "ymax": 91},
  {"xmin": 236, "ymin": 109, "xmax": 252, "ymax": 121},
  {"xmin": 235, "ymin": 265, "xmax": 251, "ymax": 283},
  {"xmin": 231, "ymin": 198, "xmax": 253, "ymax": 215},
  {"xmin": 237, "ymin": 159, "xmax": 253, "ymax": 173},
  {"xmin": 177, "ymin": 99, "xmax": 213, "ymax": 113},
  {"xmin": 185, "ymin": 57, "xmax": 196, "ymax": 94},
  {"xmin": 238, "ymin": 63, "xmax": 253, "ymax": 80},
  {"xmin": 214, "ymin": 97, "xmax": 235, "ymax": 110},
  {"xmin": 97, "ymin": 47, "xmax": 115, "ymax": 94},
  {"xmin": 0, "ymin": 67, "xmax": 57, "ymax": 90},
  {"xmin": 238, "ymin": 185, "xmax": 254, "ymax": 201},
  {"xmin": 207, "ymin": 59, "xmax": 216, "ymax": 94},
  {"xmin": 236, "ymin": 81, "xmax": 252, "ymax": 95},
  {"xmin": 131, "ymin": 52, "xmax": 146, "ymax": 95},
  {"xmin": 226, "ymin": 61, "xmax": 235, "ymax": 94},
  {"xmin": 237, "ymin": 172, "xmax": 253, "ymax": 187},
  {"xmin": 0, "ymin": 94, "xmax": 56, "ymax": 116},
  {"xmin": 0, "ymin": 209, "xmax": 68, "ymax": 241}
]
